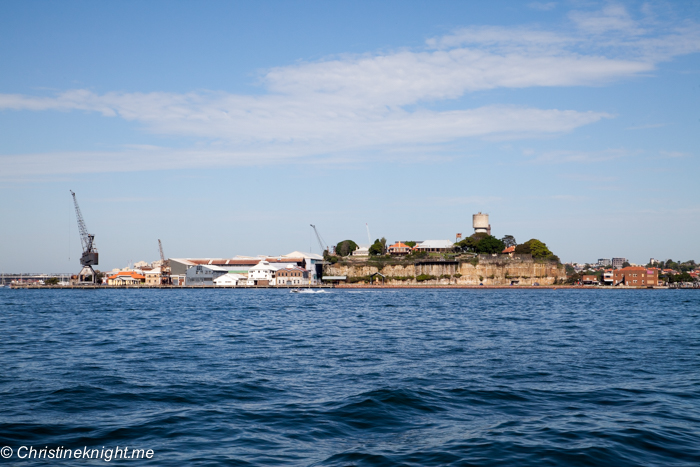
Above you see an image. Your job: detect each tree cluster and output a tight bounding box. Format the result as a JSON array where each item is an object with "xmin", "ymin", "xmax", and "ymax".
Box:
[{"xmin": 335, "ymin": 239, "xmax": 358, "ymax": 257}]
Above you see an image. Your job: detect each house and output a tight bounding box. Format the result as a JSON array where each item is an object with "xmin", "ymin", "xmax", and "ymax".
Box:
[
  {"xmin": 247, "ymin": 260, "xmax": 286, "ymax": 286},
  {"xmin": 387, "ymin": 242, "xmax": 413, "ymax": 256},
  {"xmin": 107, "ymin": 271, "xmax": 145, "ymax": 286},
  {"xmin": 275, "ymin": 266, "xmax": 309, "ymax": 286},
  {"xmin": 612, "ymin": 267, "xmax": 659, "ymax": 287},
  {"xmin": 602, "ymin": 269, "xmax": 614, "ymax": 285},
  {"xmin": 414, "ymin": 240, "xmax": 455, "ymax": 253},
  {"xmin": 213, "ymin": 273, "xmax": 247, "ymax": 287},
  {"xmin": 502, "ymin": 246, "xmax": 516, "ymax": 257},
  {"xmin": 352, "ymin": 245, "xmax": 370, "ymax": 256},
  {"xmin": 581, "ymin": 274, "xmax": 599, "ymax": 285},
  {"xmin": 144, "ymin": 267, "xmax": 162, "ymax": 286}
]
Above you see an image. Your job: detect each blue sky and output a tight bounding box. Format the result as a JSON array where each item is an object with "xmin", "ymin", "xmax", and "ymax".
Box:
[{"xmin": 1, "ymin": 0, "xmax": 699, "ymax": 273}]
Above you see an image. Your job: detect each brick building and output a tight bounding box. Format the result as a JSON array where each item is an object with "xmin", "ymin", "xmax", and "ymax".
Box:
[{"xmin": 612, "ymin": 267, "xmax": 659, "ymax": 287}]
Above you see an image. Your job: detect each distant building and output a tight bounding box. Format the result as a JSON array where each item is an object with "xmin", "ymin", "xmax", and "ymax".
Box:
[
  {"xmin": 276, "ymin": 266, "xmax": 309, "ymax": 286},
  {"xmin": 612, "ymin": 267, "xmax": 659, "ymax": 287},
  {"xmin": 502, "ymin": 246, "xmax": 516, "ymax": 257},
  {"xmin": 414, "ymin": 240, "xmax": 455, "ymax": 253},
  {"xmin": 352, "ymin": 245, "xmax": 370, "ymax": 256},
  {"xmin": 582, "ymin": 275, "xmax": 599, "ymax": 285},
  {"xmin": 387, "ymin": 242, "xmax": 413, "ymax": 256},
  {"xmin": 612, "ymin": 257, "xmax": 627, "ymax": 269},
  {"xmin": 213, "ymin": 273, "xmax": 247, "ymax": 287},
  {"xmin": 597, "ymin": 258, "xmax": 612, "ymax": 267},
  {"xmin": 602, "ymin": 269, "xmax": 614, "ymax": 285},
  {"xmin": 247, "ymin": 261, "xmax": 286, "ymax": 286},
  {"xmin": 107, "ymin": 271, "xmax": 145, "ymax": 286},
  {"xmin": 144, "ymin": 268, "xmax": 162, "ymax": 286},
  {"xmin": 185, "ymin": 264, "xmax": 229, "ymax": 286}
]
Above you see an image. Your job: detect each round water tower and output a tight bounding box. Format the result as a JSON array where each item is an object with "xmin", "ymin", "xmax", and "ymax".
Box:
[{"xmin": 473, "ymin": 212, "xmax": 491, "ymax": 235}]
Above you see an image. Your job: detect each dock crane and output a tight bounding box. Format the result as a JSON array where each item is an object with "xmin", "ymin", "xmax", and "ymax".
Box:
[
  {"xmin": 310, "ymin": 224, "xmax": 329, "ymax": 256},
  {"xmin": 70, "ymin": 190, "xmax": 98, "ymax": 283},
  {"xmin": 158, "ymin": 239, "xmax": 171, "ymax": 285}
]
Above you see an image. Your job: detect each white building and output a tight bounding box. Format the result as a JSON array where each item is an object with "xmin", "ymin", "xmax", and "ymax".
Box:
[
  {"xmin": 414, "ymin": 240, "xmax": 455, "ymax": 252},
  {"xmin": 247, "ymin": 260, "xmax": 287, "ymax": 286},
  {"xmin": 352, "ymin": 245, "xmax": 370, "ymax": 256},
  {"xmin": 213, "ymin": 273, "xmax": 247, "ymax": 287}
]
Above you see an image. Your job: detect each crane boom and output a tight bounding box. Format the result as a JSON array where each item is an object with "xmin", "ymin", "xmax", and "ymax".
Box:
[
  {"xmin": 70, "ymin": 190, "xmax": 98, "ymax": 267},
  {"xmin": 310, "ymin": 224, "xmax": 327, "ymax": 255},
  {"xmin": 158, "ymin": 239, "xmax": 165, "ymax": 263}
]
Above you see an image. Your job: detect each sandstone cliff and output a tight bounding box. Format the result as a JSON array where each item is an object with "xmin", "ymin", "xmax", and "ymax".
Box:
[{"xmin": 325, "ymin": 255, "xmax": 566, "ymax": 286}]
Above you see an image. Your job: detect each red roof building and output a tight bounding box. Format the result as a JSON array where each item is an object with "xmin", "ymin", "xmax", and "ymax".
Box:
[{"xmin": 387, "ymin": 242, "xmax": 413, "ymax": 255}]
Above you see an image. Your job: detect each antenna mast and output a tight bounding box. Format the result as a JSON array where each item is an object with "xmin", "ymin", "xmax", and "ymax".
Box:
[{"xmin": 366, "ymin": 223, "xmax": 372, "ymax": 244}]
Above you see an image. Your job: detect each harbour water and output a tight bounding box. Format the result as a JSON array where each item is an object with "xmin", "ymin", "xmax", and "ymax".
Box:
[{"xmin": 0, "ymin": 288, "xmax": 698, "ymax": 466}]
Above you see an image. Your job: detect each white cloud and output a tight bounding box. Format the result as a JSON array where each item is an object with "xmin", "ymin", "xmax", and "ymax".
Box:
[
  {"xmin": 0, "ymin": 5, "xmax": 698, "ymax": 176},
  {"xmin": 569, "ymin": 5, "xmax": 642, "ymax": 35},
  {"xmin": 528, "ymin": 2, "xmax": 557, "ymax": 11}
]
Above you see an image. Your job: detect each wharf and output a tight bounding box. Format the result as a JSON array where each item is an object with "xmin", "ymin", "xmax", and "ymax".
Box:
[{"xmin": 9, "ymin": 284, "xmax": 335, "ymax": 290}]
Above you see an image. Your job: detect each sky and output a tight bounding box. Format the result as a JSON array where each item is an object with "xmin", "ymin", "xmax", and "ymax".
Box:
[{"xmin": 1, "ymin": 0, "xmax": 699, "ymax": 273}]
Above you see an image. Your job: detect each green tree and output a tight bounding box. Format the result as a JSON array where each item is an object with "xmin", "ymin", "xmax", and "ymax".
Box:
[
  {"xmin": 515, "ymin": 239, "xmax": 556, "ymax": 260},
  {"xmin": 335, "ymin": 240, "xmax": 358, "ymax": 257},
  {"xmin": 404, "ymin": 241, "xmax": 417, "ymax": 247},
  {"xmin": 45, "ymin": 277, "xmax": 59, "ymax": 285},
  {"xmin": 368, "ymin": 239, "xmax": 383, "ymax": 256},
  {"xmin": 476, "ymin": 236, "xmax": 506, "ymax": 254},
  {"xmin": 501, "ymin": 235, "xmax": 517, "ymax": 248},
  {"xmin": 622, "ymin": 261, "xmax": 631, "ymax": 268}
]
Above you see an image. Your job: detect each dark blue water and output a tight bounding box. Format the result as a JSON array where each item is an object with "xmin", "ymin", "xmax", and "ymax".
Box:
[{"xmin": 1, "ymin": 289, "xmax": 699, "ymax": 466}]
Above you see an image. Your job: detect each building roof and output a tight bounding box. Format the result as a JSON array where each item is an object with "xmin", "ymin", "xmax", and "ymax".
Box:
[
  {"xmin": 284, "ymin": 251, "xmax": 323, "ymax": 260},
  {"xmin": 415, "ymin": 240, "xmax": 455, "ymax": 249},
  {"xmin": 502, "ymin": 246, "xmax": 516, "ymax": 254},
  {"xmin": 388, "ymin": 242, "xmax": 412, "ymax": 249},
  {"xmin": 108, "ymin": 271, "xmax": 145, "ymax": 280}
]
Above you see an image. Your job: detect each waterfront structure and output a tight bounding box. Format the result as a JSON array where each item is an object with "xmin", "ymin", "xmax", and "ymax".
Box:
[
  {"xmin": 612, "ymin": 267, "xmax": 659, "ymax": 286},
  {"xmin": 107, "ymin": 271, "xmax": 145, "ymax": 286},
  {"xmin": 473, "ymin": 212, "xmax": 491, "ymax": 235},
  {"xmin": 144, "ymin": 268, "xmax": 161, "ymax": 286},
  {"xmin": 185, "ymin": 264, "xmax": 230, "ymax": 286},
  {"xmin": 213, "ymin": 273, "xmax": 247, "ymax": 286},
  {"xmin": 414, "ymin": 240, "xmax": 455, "ymax": 253},
  {"xmin": 603, "ymin": 269, "xmax": 614, "ymax": 285},
  {"xmin": 612, "ymin": 257, "xmax": 627, "ymax": 269},
  {"xmin": 247, "ymin": 260, "xmax": 286, "ymax": 286},
  {"xmin": 276, "ymin": 266, "xmax": 309, "ymax": 286},
  {"xmin": 387, "ymin": 242, "xmax": 413, "ymax": 256},
  {"xmin": 582, "ymin": 275, "xmax": 599, "ymax": 285}
]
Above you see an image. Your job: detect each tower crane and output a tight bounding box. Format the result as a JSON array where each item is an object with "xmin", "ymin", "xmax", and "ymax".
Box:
[
  {"xmin": 310, "ymin": 224, "xmax": 328, "ymax": 255},
  {"xmin": 158, "ymin": 239, "xmax": 171, "ymax": 285},
  {"xmin": 70, "ymin": 190, "xmax": 98, "ymax": 283}
]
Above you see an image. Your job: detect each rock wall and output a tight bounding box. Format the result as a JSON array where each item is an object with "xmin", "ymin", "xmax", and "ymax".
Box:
[{"xmin": 325, "ymin": 257, "xmax": 565, "ymax": 286}]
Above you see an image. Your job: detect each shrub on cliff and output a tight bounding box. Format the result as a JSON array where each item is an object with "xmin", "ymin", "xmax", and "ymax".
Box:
[
  {"xmin": 515, "ymin": 239, "xmax": 557, "ymax": 260},
  {"xmin": 416, "ymin": 274, "xmax": 436, "ymax": 282}
]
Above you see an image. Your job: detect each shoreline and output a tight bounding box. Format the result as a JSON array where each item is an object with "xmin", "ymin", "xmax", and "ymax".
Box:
[{"xmin": 7, "ymin": 284, "xmax": 689, "ymax": 290}]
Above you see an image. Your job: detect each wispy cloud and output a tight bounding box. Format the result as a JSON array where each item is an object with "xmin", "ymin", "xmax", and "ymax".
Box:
[
  {"xmin": 626, "ymin": 123, "xmax": 668, "ymax": 130},
  {"xmin": 527, "ymin": 148, "xmax": 633, "ymax": 164},
  {"xmin": 0, "ymin": 4, "xmax": 698, "ymax": 176},
  {"xmin": 528, "ymin": 2, "xmax": 557, "ymax": 12},
  {"xmin": 659, "ymin": 150, "xmax": 692, "ymax": 158}
]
